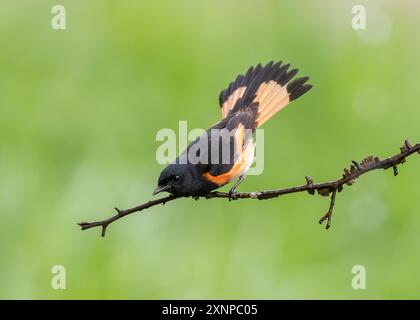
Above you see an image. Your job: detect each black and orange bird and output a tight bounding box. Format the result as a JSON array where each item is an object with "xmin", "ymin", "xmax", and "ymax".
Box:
[{"xmin": 153, "ymin": 61, "xmax": 312, "ymax": 199}]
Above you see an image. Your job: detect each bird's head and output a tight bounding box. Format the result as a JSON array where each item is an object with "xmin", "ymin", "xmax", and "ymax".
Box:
[{"xmin": 154, "ymin": 163, "xmax": 194, "ymax": 196}]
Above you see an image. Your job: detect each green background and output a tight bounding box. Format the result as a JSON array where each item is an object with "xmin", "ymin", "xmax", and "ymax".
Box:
[{"xmin": 0, "ymin": 0, "xmax": 419, "ymax": 299}]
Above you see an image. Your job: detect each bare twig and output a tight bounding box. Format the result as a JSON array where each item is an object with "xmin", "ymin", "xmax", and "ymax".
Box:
[
  {"xmin": 319, "ymin": 189, "xmax": 337, "ymax": 230},
  {"xmin": 78, "ymin": 194, "xmax": 182, "ymax": 237},
  {"xmin": 79, "ymin": 140, "xmax": 420, "ymax": 237}
]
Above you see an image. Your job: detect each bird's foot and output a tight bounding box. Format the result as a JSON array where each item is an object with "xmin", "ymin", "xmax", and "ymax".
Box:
[{"xmin": 228, "ymin": 190, "xmax": 239, "ymax": 201}]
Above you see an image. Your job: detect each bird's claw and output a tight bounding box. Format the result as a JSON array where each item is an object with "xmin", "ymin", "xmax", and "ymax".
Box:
[{"xmin": 228, "ymin": 190, "xmax": 238, "ymax": 201}]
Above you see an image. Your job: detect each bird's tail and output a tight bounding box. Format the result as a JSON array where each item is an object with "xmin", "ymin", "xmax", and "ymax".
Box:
[
  {"xmin": 253, "ymin": 63, "xmax": 312, "ymax": 127},
  {"xmin": 219, "ymin": 61, "xmax": 312, "ymax": 128}
]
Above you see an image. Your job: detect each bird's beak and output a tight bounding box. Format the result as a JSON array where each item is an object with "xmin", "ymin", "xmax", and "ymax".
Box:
[{"xmin": 153, "ymin": 185, "xmax": 170, "ymax": 196}]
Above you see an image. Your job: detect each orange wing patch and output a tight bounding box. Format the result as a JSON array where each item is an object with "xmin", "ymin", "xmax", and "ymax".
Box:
[{"xmin": 221, "ymin": 86, "xmax": 246, "ymax": 119}]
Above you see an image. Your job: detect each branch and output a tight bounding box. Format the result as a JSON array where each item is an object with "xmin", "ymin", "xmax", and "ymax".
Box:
[{"xmin": 78, "ymin": 140, "xmax": 420, "ymax": 237}]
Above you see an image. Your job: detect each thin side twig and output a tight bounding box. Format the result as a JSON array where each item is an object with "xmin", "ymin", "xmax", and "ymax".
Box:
[
  {"xmin": 78, "ymin": 140, "xmax": 420, "ymax": 237},
  {"xmin": 319, "ymin": 189, "xmax": 337, "ymax": 230}
]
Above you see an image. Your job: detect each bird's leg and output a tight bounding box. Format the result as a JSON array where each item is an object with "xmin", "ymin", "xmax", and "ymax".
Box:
[{"xmin": 228, "ymin": 175, "xmax": 246, "ymax": 201}]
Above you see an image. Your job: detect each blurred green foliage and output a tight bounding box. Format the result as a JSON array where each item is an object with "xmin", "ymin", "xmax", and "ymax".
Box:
[{"xmin": 0, "ymin": 0, "xmax": 419, "ymax": 299}]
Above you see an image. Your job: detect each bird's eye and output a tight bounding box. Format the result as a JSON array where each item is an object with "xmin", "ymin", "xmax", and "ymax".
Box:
[{"xmin": 173, "ymin": 175, "xmax": 181, "ymax": 183}]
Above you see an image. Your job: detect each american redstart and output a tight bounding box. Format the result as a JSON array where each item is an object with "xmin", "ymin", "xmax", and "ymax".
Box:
[{"xmin": 154, "ymin": 61, "xmax": 312, "ymax": 199}]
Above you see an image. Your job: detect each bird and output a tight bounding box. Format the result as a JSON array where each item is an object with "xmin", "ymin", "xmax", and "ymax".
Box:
[{"xmin": 153, "ymin": 61, "xmax": 312, "ymax": 199}]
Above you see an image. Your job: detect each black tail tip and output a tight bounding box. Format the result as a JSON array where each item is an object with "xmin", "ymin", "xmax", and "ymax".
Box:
[{"xmin": 287, "ymin": 77, "xmax": 312, "ymax": 101}]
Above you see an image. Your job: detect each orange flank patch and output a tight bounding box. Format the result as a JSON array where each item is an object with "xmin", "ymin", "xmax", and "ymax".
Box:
[{"xmin": 202, "ymin": 159, "xmax": 244, "ymax": 186}]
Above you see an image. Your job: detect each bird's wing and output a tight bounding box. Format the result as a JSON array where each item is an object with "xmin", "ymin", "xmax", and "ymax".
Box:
[{"xmin": 201, "ymin": 110, "xmax": 257, "ymax": 185}]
